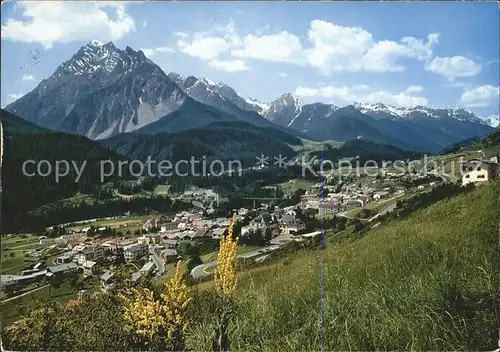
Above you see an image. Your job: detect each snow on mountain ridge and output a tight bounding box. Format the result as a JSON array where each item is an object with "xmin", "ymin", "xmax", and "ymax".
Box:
[
  {"xmin": 90, "ymin": 39, "xmax": 103, "ymax": 47},
  {"xmin": 352, "ymin": 102, "xmax": 480, "ymax": 122},
  {"xmin": 245, "ymin": 97, "xmax": 270, "ymax": 113},
  {"xmin": 55, "ymin": 40, "xmax": 151, "ymax": 77},
  {"xmin": 167, "ymin": 72, "xmax": 270, "ymax": 115},
  {"xmin": 6, "ymin": 41, "xmax": 186, "ymax": 139},
  {"xmin": 484, "ymin": 115, "xmax": 500, "ymax": 128}
]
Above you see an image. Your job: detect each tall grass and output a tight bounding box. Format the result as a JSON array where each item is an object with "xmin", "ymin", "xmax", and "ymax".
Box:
[{"xmin": 187, "ymin": 181, "xmax": 500, "ymax": 350}]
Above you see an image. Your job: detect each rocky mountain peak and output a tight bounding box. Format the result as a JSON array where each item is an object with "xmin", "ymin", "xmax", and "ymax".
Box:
[
  {"xmin": 279, "ymin": 93, "xmax": 301, "ymax": 106},
  {"xmin": 5, "ymin": 42, "xmax": 186, "ymax": 140},
  {"xmin": 54, "ymin": 41, "xmax": 151, "ymax": 79},
  {"xmin": 166, "ymin": 72, "xmax": 269, "ymax": 115}
]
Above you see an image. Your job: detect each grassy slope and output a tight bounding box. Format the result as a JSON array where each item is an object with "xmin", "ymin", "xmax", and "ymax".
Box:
[
  {"xmin": 276, "ymin": 179, "xmax": 316, "ymax": 194},
  {"xmin": 0, "ymin": 281, "xmax": 96, "ymax": 326},
  {"xmin": 188, "ymin": 181, "xmax": 500, "ymax": 350},
  {"xmin": 1, "ymin": 235, "xmax": 43, "ymax": 274}
]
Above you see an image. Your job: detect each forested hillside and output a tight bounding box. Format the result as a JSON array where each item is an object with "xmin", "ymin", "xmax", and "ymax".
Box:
[{"xmin": 2, "ymin": 111, "xmax": 134, "ymax": 232}]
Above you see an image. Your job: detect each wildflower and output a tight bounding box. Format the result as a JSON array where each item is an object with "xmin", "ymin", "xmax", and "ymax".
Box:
[
  {"xmin": 120, "ymin": 261, "xmax": 192, "ymax": 350},
  {"xmin": 212, "ymin": 213, "xmax": 238, "ymax": 351},
  {"xmin": 161, "ymin": 261, "xmax": 192, "ymax": 348},
  {"xmin": 213, "ymin": 213, "xmax": 238, "ymax": 296},
  {"xmin": 121, "ymin": 287, "xmax": 165, "ymax": 346}
]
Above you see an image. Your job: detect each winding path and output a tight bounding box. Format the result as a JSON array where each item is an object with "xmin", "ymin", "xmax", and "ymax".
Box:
[
  {"xmin": 336, "ymin": 194, "xmax": 403, "ymax": 223},
  {"xmin": 1, "ymin": 284, "xmax": 49, "ymax": 303},
  {"xmin": 190, "ymin": 246, "xmax": 280, "ymax": 280}
]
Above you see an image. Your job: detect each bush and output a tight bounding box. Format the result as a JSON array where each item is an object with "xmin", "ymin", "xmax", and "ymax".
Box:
[{"xmin": 186, "ymin": 256, "xmax": 203, "ymax": 272}]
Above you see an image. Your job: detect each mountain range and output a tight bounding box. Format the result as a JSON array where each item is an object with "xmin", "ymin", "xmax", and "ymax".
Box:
[
  {"xmin": 262, "ymin": 96, "xmax": 494, "ymax": 153},
  {"xmin": 4, "ymin": 40, "xmax": 495, "ymax": 153}
]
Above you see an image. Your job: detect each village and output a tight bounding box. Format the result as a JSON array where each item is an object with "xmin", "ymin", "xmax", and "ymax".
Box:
[
  {"xmin": 2, "ymin": 153, "xmax": 500, "ymax": 332},
  {"xmin": 1, "ymin": 161, "xmax": 448, "ymax": 297},
  {"xmin": 1, "ymin": 207, "xmax": 316, "ymax": 295}
]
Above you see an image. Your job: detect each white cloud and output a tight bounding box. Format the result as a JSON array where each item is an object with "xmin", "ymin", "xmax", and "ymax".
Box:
[
  {"xmin": 304, "ymin": 20, "xmax": 373, "ymax": 72},
  {"xmin": 295, "ymin": 84, "xmax": 428, "ymax": 107},
  {"xmin": 358, "ymin": 34, "xmax": 438, "ymax": 73},
  {"xmin": 8, "ymin": 93, "xmax": 23, "ymax": 100},
  {"xmin": 176, "ymin": 20, "xmax": 440, "ymax": 74},
  {"xmin": 444, "ymin": 81, "xmax": 469, "ymax": 89},
  {"xmin": 209, "ymin": 59, "xmax": 250, "ymax": 72},
  {"xmin": 233, "ymin": 20, "xmax": 438, "ymax": 73},
  {"xmin": 232, "ymin": 31, "xmax": 303, "ymax": 63},
  {"xmin": 425, "ymin": 56, "xmax": 481, "ymax": 79},
  {"xmin": 360, "ymin": 41, "xmax": 409, "ymax": 73},
  {"xmin": 1, "ymin": 2, "xmax": 135, "ymax": 48},
  {"xmin": 173, "ymin": 31, "xmax": 189, "ymax": 39},
  {"xmin": 278, "ymin": 72, "xmax": 287, "ymax": 77},
  {"xmin": 405, "ymin": 85, "xmax": 424, "ymax": 93},
  {"xmin": 142, "ymin": 20, "xmax": 148, "ymax": 28},
  {"xmin": 177, "ymin": 36, "xmax": 231, "ymax": 60},
  {"xmin": 401, "ymin": 33, "xmax": 439, "ymax": 60},
  {"xmin": 176, "ymin": 21, "xmax": 242, "ymax": 61},
  {"xmin": 140, "ymin": 46, "xmax": 175, "ymax": 57},
  {"xmin": 22, "ymin": 74, "xmax": 34, "ymax": 81},
  {"xmin": 460, "ymin": 85, "xmax": 499, "ymax": 107},
  {"xmin": 3, "ymin": 93, "xmax": 24, "ymax": 106}
]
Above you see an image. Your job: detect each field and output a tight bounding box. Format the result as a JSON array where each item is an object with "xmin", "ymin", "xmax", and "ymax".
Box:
[
  {"xmin": 1, "ymin": 214, "xmax": 152, "ymax": 275},
  {"xmin": 186, "ymin": 180, "xmax": 500, "ymax": 350},
  {"xmin": 65, "ymin": 215, "xmax": 152, "ymax": 232},
  {"xmin": 1, "ymin": 234, "xmax": 47, "ymax": 274},
  {"xmin": 344, "ymin": 199, "xmax": 393, "ymax": 218},
  {"xmin": 276, "ymin": 179, "xmax": 316, "ymax": 194},
  {"xmin": 154, "ymin": 185, "xmax": 171, "ymax": 195},
  {"xmin": 112, "ymin": 184, "xmax": 171, "ymax": 198}
]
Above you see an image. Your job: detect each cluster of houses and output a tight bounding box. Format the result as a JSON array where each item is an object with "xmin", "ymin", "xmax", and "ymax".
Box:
[
  {"xmin": 143, "ymin": 206, "xmax": 306, "ymax": 246},
  {"xmin": 298, "ymin": 181, "xmax": 425, "ymax": 215},
  {"xmin": 177, "ymin": 188, "xmax": 219, "ymax": 203},
  {"xmin": 240, "ymin": 208, "xmax": 306, "ymax": 237},
  {"xmin": 1, "ymin": 262, "xmax": 79, "ymax": 290},
  {"xmin": 143, "ymin": 212, "xmax": 233, "ymax": 241},
  {"xmin": 299, "ymin": 191, "xmax": 377, "ymax": 215},
  {"xmin": 3, "ymin": 204, "xmax": 309, "ymax": 292},
  {"xmin": 295, "ymin": 156, "xmax": 500, "ymax": 217}
]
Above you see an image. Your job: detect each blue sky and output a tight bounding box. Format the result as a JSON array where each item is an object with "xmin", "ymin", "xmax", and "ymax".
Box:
[{"xmin": 1, "ymin": 1, "xmax": 499, "ymax": 118}]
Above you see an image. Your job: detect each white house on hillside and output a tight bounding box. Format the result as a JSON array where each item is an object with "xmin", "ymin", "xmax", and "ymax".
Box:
[
  {"xmin": 461, "ymin": 158, "xmax": 500, "ymax": 186},
  {"xmin": 373, "ymin": 191, "xmax": 390, "ymax": 200}
]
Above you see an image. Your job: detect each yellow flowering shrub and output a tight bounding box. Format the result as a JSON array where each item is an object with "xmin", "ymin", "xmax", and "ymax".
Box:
[
  {"xmin": 122, "ymin": 287, "xmax": 165, "ymax": 345},
  {"xmin": 213, "ymin": 213, "xmax": 238, "ymax": 296},
  {"xmin": 121, "ymin": 261, "xmax": 192, "ymax": 350},
  {"xmin": 161, "ymin": 261, "xmax": 192, "ymax": 342}
]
